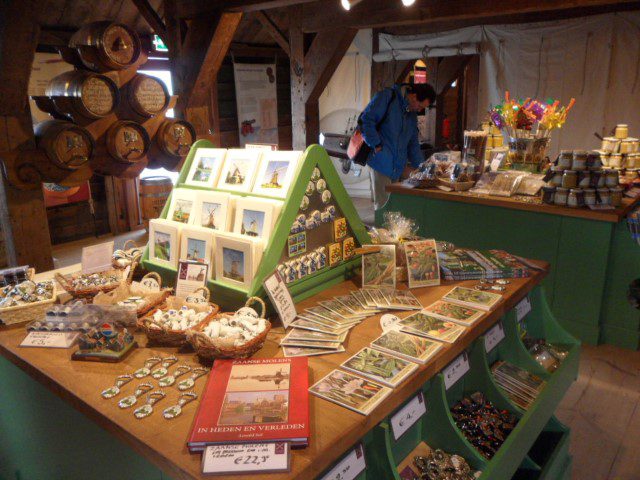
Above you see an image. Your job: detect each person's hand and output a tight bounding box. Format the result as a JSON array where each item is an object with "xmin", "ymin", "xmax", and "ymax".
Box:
[
  {"xmin": 375, "ymin": 144, "xmax": 383, "ymax": 153},
  {"xmin": 401, "ymin": 166, "xmax": 415, "ymax": 180}
]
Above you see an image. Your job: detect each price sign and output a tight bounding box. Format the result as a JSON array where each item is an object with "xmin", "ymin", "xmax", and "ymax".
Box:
[
  {"xmin": 390, "ymin": 391, "xmax": 427, "ymax": 440},
  {"xmin": 20, "ymin": 332, "xmax": 79, "ymax": 348},
  {"xmin": 263, "ymin": 271, "xmax": 297, "ymax": 329},
  {"xmin": 202, "ymin": 443, "xmax": 290, "ymax": 475},
  {"xmin": 81, "ymin": 241, "xmax": 114, "ymax": 274},
  {"xmin": 490, "ymin": 152, "xmax": 505, "ymax": 171},
  {"xmin": 140, "ymin": 277, "xmax": 160, "ymax": 291},
  {"xmin": 515, "ymin": 296, "xmax": 532, "ymax": 322},
  {"xmin": 443, "ymin": 352, "xmax": 470, "ymax": 390},
  {"xmin": 484, "ymin": 321, "xmax": 506, "ymax": 353},
  {"xmin": 319, "ymin": 444, "xmax": 366, "ymax": 480}
]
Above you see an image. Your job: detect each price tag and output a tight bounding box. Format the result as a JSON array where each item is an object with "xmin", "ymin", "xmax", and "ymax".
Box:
[
  {"xmin": 490, "ymin": 152, "xmax": 505, "ymax": 171},
  {"xmin": 390, "ymin": 391, "xmax": 427, "ymax": 440},
  {"xmin": 140, "ymin": 277, "xmax": 160, "ymax": 292},
  {"xmin": 202, "ymin": 443, "xmax": 290, "ymax": 475},
  {"xmin": 443, "ymin": 352, "xmax": 470, "ymax": 390},
  {"xmin": 515, "ymin": 296, "xmax": 532, "ymax": 322},
  {"xmin": 263, "ymin": 271, "xmax": 297, "ymax": 329},
  {"xmin": 319, "ymin": 444, "xmax": 366, "ymax": 480},
  {"xmin": 81, "ymin": 241, "xmax": 114, "ymax": 274},
  {"xmin": 20, "ymin": 331, "xmax": 79, "ymax": 348},
  {"xmin": 484, "ymin": 321, "xmax": 505, "ymax": 352}
]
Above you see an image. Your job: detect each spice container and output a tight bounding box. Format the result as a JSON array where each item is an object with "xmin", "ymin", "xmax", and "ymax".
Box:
[
  {"xmin": 492, "ymin": 134, "xmax": 504, "ymax": 147},
  {"xmin": 577, "ymin": 170, "xmax": 591, "ymax": 188},
  {"xmin": 598, "ymin": 188, "xmax": 611, "ymax": 205},
  {"xmin": 549, "ymin": 166, "xmax": 564, "ymax": 187},
  {"xmin": 583, "ymin": 188, "xmax": 596, "ymax": 206},
  {"xmin": 541, "ymin": 186, "xmax": 556, "ymax": 204},
  {"xmin": 567, "ymin": 189, "xmax": 584, "ymax": 208},
  {"xmin": 562, "ymin": 170, "xmax": 577, "ymax": 188},
  {"xmin": 605, "ymin": 169, "xmax": 619, "ymax": 187},
  {"xmin": 627, "ymin": 153, "xmax": 640, "ymax": 169},
  {"xmin": 572, "ymin": 150, "xmax": 588, "ymax": 171},
  {"xmin": 610, "ymin": 186, "xmax": 623, "ymax": 206},
  {"xmin": 609, "ymin": 153, "xmax": 623, "ymax": 168},
  {"xmin": 615, "ymin": 124, "xmax": 629, "ymax": 139},
  {"xmin": 601, "ymin": 137, "xmax": 620, "ymax": 153},
  {"xmin": 587, "ymin": 151, "xmax": 603, "ymax": 169},
  {"xmin": 558, "ymin": 150, "xmax": 573, "ymax": 169},
  {"xmin": 627, "ymin": 169, "xmax": 639, "ymax": 180},
  {"xmin": 554, "ymin": 187, "xmax": 568, "ymax": 206},
  {"xmin": 620, "ymin": 138, "xmax": 638, "ymax": 154}
]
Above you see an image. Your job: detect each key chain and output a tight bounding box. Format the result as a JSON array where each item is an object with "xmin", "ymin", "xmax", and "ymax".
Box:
[
  {"xmin": 151, "ymin": 355, "xmax": 178, "ymax": 379},
  {"xmin": 158, "ymin": 365, "xmax": 192, "ymax": 388},
  {"xmin": 133, "ymin": 356, "xmax": 162, "ymax": 379},
  {"xmin": 163, "ymin": 392, "xmax": 198, "ymax": 420},
  {"xmin": 177, "ymin": 367, "xmax": 209, "ymax": 391},
  {"xmin": 133, "ymin": 391, "xmax": 166, "ymax": 419},
  {"xmin": 118, "ymin": 382, "xmax": 154, "ymax": 409},
  {"xmin": 101, "ymin": 374, "xmax": 133, "ymax": 399}
]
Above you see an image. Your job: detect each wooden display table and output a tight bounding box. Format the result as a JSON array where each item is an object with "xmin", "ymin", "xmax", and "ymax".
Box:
[
  {"xmin": 0, "ymin": 263, "xmax": 577, "ymax": 480},
  {"xmin": 381, "ymin": 183, "xmax": 640, "ymax": 349}
]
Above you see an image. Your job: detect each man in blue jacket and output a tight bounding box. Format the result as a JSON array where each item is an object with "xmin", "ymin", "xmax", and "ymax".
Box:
[{"xmin": 360, "ymin": 83, "xmax": 436, "ymax": 210}]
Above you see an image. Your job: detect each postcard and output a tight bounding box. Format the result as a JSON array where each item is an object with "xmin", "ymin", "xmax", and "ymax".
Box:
[
  {"xmin": 282, "ymin": 346, "xmax": 345, "ymax": 358},
  {"xmin": 441, "ymin": 286, "xmax": 502, "ymax": 311},
  {"xmin": 328, "ymin": 242, "xmax": 343, "ymax": 267},
  {"xmin": 251, "ymin": 150, "xmax": 302, "ymax": 198},
  {"xmin": 289, "ymin": 319, "xmax": 349, "ymax": 335},
  {"xmin": 191, "ymin": 191, "xmax": 231, "ymax": 231},
  {"xmin": 382, "ymin": 289, "xmax": 423, "ymax": 310},
  {"xmin": 343, "ymin": 237, "xmax": 355, "ymax": 260},
  {"xmin": 423, "ymin": 300, "xmax": 484, "ymax": 326},
  {"xmin": 361, "ymin": 244, "xmax": 396, "ymax": 288},
  {"xmin": 319, "ymin": 299, "xmax": 368, "ymax": 320},
  {"xmin": 352, "ymin": 290, "xmax": 378, "ymax": 309},
  {"xmin": 280, "ymin": 339, "xmax": 342, "ymax": 349},
  {"xmin": 184, "ymin": 148, "xmax": 226, "ymax": 188},
  {"xmin": 341, "ymin": 347, "xmax": 419, "ymax": 388},
  {"xmin": 304, "ymin": 306, "xmax": 356, "ymax": 324},
  {"xmin": 149, "ymin": 218, "xmax": 181, "ymax": 269},
  {"xmin": 309, "ymin": 369, "xmax": 392, "ymax": 415},
  {"xmin": 233, "ymin": 197, "xmax": 279, "ymax": 240},
  {"xmin": 168, "ymin": 188, "xmax": 196, "ymax": 224},
  {"xmin": 334, "ymin": 295, "xmax": 378, "ymax": 316},
  {"xmin": 216, "ymin": 149, "xmax": 262, "ymax": 192},
  {"xmin": 404, "ymin": 239, "xmax": 440, "ymax": 288},
  {"xmin": 398, "ymin": 311, "xmax": 466, "ymax": 343},
  {"xmin": 333, "ymin": 217, "xmax": 348, "ymax": 241},
  {"xmin": 282, "ymin": 328, "xmax": 347, "ymax": 343},
  {"xmin": 370, "ymin": 330, "xmax": 442, "ymax": 364},
  {"xmin": 297, "ymin": 312, "xmax": 358, "ymax": 329},
  {"xmin": 367, "ymin": 288, "xmax": 392, "ymax": 308}
]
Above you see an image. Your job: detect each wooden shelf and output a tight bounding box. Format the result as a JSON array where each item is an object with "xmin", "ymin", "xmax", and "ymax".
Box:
[{"xmin": 386, "ymin": 183, "xmax": 640, "ymax": 223}]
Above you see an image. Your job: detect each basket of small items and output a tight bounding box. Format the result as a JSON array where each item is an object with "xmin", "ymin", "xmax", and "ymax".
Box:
[
  {"xmin": 55, "ymin": 267, "xmax": 130, "ymax": 299},
  {"xmin": 93, "ymin": 272, "xmax": 171, "ymax": 318},
  {"xmin": 138, "ymin": 287, "xmax": 220, "ymax": 347},
  {"xmin": 187, "ymin": 296, "xmax": 271, "ymax": 362},
  {"xmin": 112, "ymin": 239, "xmax": 144, "ymax": 270},
  {"xmin": 0, "ymin": 267, "xmax": 57, "ymax": 326}
]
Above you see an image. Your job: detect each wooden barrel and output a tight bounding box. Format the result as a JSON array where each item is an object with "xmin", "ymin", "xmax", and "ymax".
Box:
[
  {"xmin": 45, "ymin": 71, "xmax": 119, "ymax": 121},
  {"xmin": 139, "ymin": 176, "xmax": 173, "ymax": 230},
  {"xmin": 69, "ymin": 21, "xmax": 141, "ymax": 72},
  {"xmin": 121, "ymin": 74, "xmax": 170, "ymax": 118},
  {"xmin": 105, "ymin": 120, "xmax": 150, "ymax": 164},
  {"xmin": 34, "ymin": 120, "xmax": 94, "ymax": 170},
  {"xmin": 155, "ymin": 118, "xmax": 196, "ymax": 163}
]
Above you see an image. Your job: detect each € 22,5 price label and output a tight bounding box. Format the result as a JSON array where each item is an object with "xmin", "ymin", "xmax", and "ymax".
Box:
[{"xmin": 202, "ymin": 443, "xmax": 290, "ymax": 475}]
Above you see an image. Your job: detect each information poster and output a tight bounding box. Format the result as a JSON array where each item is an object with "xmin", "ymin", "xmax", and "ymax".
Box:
[{"xmin": 233, "ymin": 63, "xmax": 278, "ymax": 147}]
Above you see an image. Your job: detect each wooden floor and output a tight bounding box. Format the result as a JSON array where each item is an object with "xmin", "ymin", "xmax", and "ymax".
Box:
[{"xmin": 557, "ymin": 344, "xmax": 640, "ymax": 480}]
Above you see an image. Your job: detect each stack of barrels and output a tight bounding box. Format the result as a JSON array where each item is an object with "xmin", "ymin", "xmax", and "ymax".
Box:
[{"xmin": 32, "ymin": 21, "xmax": 195, "ymax": 179}]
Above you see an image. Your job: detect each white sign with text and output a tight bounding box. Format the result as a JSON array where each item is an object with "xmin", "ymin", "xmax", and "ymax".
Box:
[
  {"xmin": 319, "ymin": 444, "xmax": 366, "ymax": 480},
  {"xmin": 20, "ymin": 331, "xmax": 79, "ymax": 348},
  {"xmin": 263, "ymin": 271, "xmax": 297, "ymax": 329},
  {"xmin": 443, "ymin": 352, "xmax": 470, "ymax": 390},
  {"xmin": 484, "ymin": 321, "xmax": 506, "ymax": 353},
  {"xmin": 391, "ymin": 391, "xmax": 427, "ymax": 440},
  {"xmin": 202, "ymin": 443, "xmax": 290, "ymax": 475}
]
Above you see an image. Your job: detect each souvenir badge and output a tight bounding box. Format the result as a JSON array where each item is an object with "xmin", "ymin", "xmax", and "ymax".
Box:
[
  {"xmin": 321, "ymin": 190, "xmax": 332, "ymax": 204},
  {"xmin": 311, "ymin": 167, "xmax": 321, "ymax": 181},
  {"xmin": 163, "ymin": 392, "xmax": 198, "ymax": 420},
  {"xmin": 343, "ymin": 237, "xmax": 355, "ymax": 260},
  {"xmin": 151, "ymin": 355, "xmax": 178, "ymax": 379},
  {"xmin": 133, "ymin": 391, "xmax": 166, "ymax": 419},
  {"xmin": 311, "ymin": 210, "xmax": 321, "ymax": 223},
  {"xmin": 316, "ymin": 179, "xmax": 327, "ymax": 192},
  {"xmin": 495, "ymin": 279, "xmax": 510, "ymax": 285},
  {"xmin": 328, "ymin": 242, "xmax": 342, "ymax": 267},
  {"xmin": 133, "ymin": 356, "xmax": 162, "ymax": 379},
  {"xmin": 101, "ymin": 374, "xmax": 133, "ymax": 399},
  {"xmin": 118, "ymin": 382, "xmax": 153, "ymax": 409},
  {"xmin": 333, "ymin": 217, "xmax": 347, "ymax": 241},
  {"xmin": 326, "ymin": 205, "xmax": 337, "ymax": 219},
  {"xmin": 177, "ymin": 367, "xmax": 209, "ymax": 391},
  {"xmin": 309, "ymin": 255, "xmax": 317, "ymax": 273},
  {"xmin": 321, "ymin": 211, "xmax": 331, "ymax": 223},
  {"xmin": 305, "ymin": 217, "xmax": 316, "ymax": 230},
  {"xmin": 491, "ymin": 285, "xmax": 506, "ymax": 292},
  {"xmin": 306, "ymin": 181, "xmax": 315, "ymax": 195},
  {"xmin": 158, "ymin": 365, "xmax": 192, "ymax": 387},
  {"xmin": 300, "ymin": 195, "xmax": 310, "ymax": 211}
]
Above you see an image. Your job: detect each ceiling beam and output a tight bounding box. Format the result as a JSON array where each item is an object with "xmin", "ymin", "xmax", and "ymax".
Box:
[
  {"xmin": 301, "ymin": 0, "xmax": 640, "ymax": 32},
  {"xmin": 131, "ymin": 0, "xmax": 167, "ymax": 43},
  {"xmin": 176, "ymin": 0, "xmax": 318, "ymax": 18},
  {"xmin": 254, "ymin": 11, "xmax": 290, "ymax": 56}
]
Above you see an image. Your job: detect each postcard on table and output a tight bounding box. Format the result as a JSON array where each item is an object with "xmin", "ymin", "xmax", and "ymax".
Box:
[
  {"xmin": 398, "ymin": 311, "xmax": 466, "ymax": 343},
  {"xmin": 341, "ymin": 347, "xmax": 419, "ymax": 388},
  {"xmin": 283, "ymin": 328, "xmax": 347, "ymax": 343},
  {"xmin": 280, "ymin": 339, "xmax": 342, "ymax": 349},
  {"xmin": 370, "ymin": 330, "xmax": 442, "ymax": 364},
  {"xmin": 309, "ymin": 369, "xmax": 392, "ymax": 415},
  {"xmin": 215, "ymin": 148, "xmax": 262, "ymax": 192},
  {"xmin": 441, "ymin": 286, "xmax": 502, "ymax": 311},
  {"xmin": 304, "ymin": 306, "xmax": 360, "ymax": 325},
  {"xmin": 283, "ymin": 345, "xmax": 345, "ymax": 357},
  {"xmin": 404, "ymin": 239, "xmax": 441, "ymax": 288},
  {"xmin": 291, "ymin": 318, "xmax": 350, "ymax": 334},
  {"xmin": 297, "ymin": 313, "xmax": 356, "ymax": 330},
  {"xmin": 382, "ymin": 289, "xmax": 423, "ymax": 310},
  {"xmin": 361, "ymin": 244, "xmax": 396, "ymax": 288},
  {"xmin": 423, "ymin": 300, "xmax": 484, "ymax": 326},
  {"xmin": 319, "ymin": 299, "xmax": 368, "ymax": 320},
  {"xmin": 335, "ymin": 295, "xmax": 378, "ymax": 315}
]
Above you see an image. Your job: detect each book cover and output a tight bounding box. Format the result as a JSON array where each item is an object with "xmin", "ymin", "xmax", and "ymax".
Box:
[{"xmin": 188, "ymin": 357, "xmax": 309, "ymax": 451}]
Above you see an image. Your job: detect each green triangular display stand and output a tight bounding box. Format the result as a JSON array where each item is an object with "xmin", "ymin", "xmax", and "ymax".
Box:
[{"xmin": 141, "ymin": 140, "xmax": 371, "ymax": 311}]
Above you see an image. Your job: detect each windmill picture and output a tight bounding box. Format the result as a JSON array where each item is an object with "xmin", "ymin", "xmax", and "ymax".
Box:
[
  {"xmin": 226, "ymin": 162, "xmax": 246, "ymax": 185},
  {"xmin": 240, "ymin": 209, "xmax": 265, "ymax": 237},
  {"xmin": 201, "ymin": 202, "xmax": 220, "ymax": 229},
  {"xmin": 261, "ymin": 161, "xmax": 289, "ymax": 189}
]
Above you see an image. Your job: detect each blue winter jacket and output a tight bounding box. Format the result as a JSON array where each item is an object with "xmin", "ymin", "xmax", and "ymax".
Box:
[{"xmin": 360, "ymin": 85, "xmax": 423, "ymax": 181}]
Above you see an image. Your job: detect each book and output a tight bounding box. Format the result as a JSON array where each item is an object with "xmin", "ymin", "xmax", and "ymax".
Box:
[
  {"xmin": 423, "ymin": 300, "xmax": 484, "ymax": 326},
  {"xmin": 341, "ymin": 347, "xmax": 419, "ymax": 387},
  {"xmin": 370, "ymin": 330, "xmax": 442, "ymax": 364},
  {"xmin": 441, "ymin": 286, "xmax": 502, "ymax": 311},
  {"xmin": 438, "ymin": 249, "xmax": 530, "ymax": 281},
  {"xmin": 398, "ymin": 311, "xmax": 466, "ymax": 343},
  {"xmin": 188, "ymin": 358, "xmax": 309, "ymax": 451}
]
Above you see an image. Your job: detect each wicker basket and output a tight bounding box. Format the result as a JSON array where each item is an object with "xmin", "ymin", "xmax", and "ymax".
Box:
[
  {"xmin": 438, "ymin": 178, "xmax": 476, "ymax": 192},
  {"xmin": 0, "ymin": 270, "xmax": 58, "ymax": 326},
  {"xmin": 55, "ymin": 265, "xmax": 134, "ymax": 299},
  {"xmin": 188, "ymin": 297, "xmax": 271, "ymax": 363},
  {"xmin": 93, "ymin": 272, "xmax": 171, "ymax": 318},
  {"xmin": 112, "ymin": 239, "xmax": 144, "ymax": 269},
  {"xmin": 138, "ymin": 287, "xmax": 220, "ymax": 347}
]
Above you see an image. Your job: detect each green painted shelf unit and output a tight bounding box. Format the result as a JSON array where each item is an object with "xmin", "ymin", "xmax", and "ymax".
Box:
[
  {"xmin": 141, "ymin": 141, "xmax": 371, "ymax": 310},
  {"xmin": 318, "ymin": 286, "xmax": 580, "ymax": 480}
]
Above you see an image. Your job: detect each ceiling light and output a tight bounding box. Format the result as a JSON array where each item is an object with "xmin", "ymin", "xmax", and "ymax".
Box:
[
  {"xmin": 402, "ymin": 0, "xmax": 416, "ymax": 5},
  {"xmin": 341, "ymin": 0, "xmax": 363, "ymax": 10}
]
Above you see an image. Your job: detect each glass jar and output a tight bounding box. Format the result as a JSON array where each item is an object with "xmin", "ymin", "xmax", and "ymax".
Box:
[
  {"xmin": 541, "ymin": 186, "xmax": 556, "ymax": 204},
  {"xmin": 562, "ymin": 170, "xmax": 577, "ymax": 188},
  {"xmin": 615, "ymin": 124, "xmax": 629, "ymax": 139},
  {"xmin": 492, "ymin": 134, "xmax": 504, "ymax": 147},
  {"xmin": 577, "ymin": 171, "xmax": 591, "ymax": 188},
  {"xmin": 598, "ymin": 188, "xmax": 611, "ymax": 205},
  {"xmin": 609, "ymin": 153, "xmax": 623, "ymax": 168},
  {"xmin": 558, "ymin": 150, "xmax": 573, "ymax": 169},
  {"xmin": 627, "ymin": 153, "xmax": 640, "ymax": 169},
  {"xmin": 583, "ymin": 188, "xmax": 596, "ymax": 206},
  {"xmin": 605, "ymin": 169, "xmax": 619, "ymax": 187},
  {"xmin": 620, "ymin": 138, "xmax": 638, "ymax": 154},
  {"xmin": 567, "ymin": 189, "xmax": 584, "ymax": 208},
  {"xmin": 554, "ymin": 187, "xmax": 568, "ymax": 206},
  {"xmin": 601, "ymin": 137, "xmax": 621, "ymax": 153},
  {"xmin": 627, "ymin": 169, "xmax": 639, "ymax": 180},
  {"xmin": 572, "ymin": 150, "xmax": 588, "ymax": 171},
  {"xmin": 610, "ymin": 186, "xmax": 623, "ymax": 206},
  {"xmin": 549, "ymin": 166, "xmax": 564, "ymax": 187},
  {"xmin": 587, "ymin": 151, "xmax": 603, "ymax": 169}
]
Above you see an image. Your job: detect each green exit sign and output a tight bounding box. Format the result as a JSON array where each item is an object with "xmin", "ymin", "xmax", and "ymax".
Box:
[{"xmin": 153, "ymin": 34, "xmax": 168, "ymax": 52}]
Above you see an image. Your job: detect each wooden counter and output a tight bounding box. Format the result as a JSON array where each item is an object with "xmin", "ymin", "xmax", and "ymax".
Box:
[
  {"xmin": 385, "ymin": 183, "xmax": 640, "ymax": 223},
  {"xmin": 0, "ymin": 265, "xmax": 547, "ymax": 480}
]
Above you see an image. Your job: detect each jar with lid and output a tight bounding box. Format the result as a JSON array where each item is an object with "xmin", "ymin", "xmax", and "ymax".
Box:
[
  {"xmin": 615, "ymin": 124, "xmax": 629, "ymax": 139},
  {"xmin": 602, "ymin": 137, "xmax": 621, "ymax": 153},
  {"xmin": 554, "ymin": 187, "xmax": 568, "ymax": 206},
  {"xmin": 583, "ymin": 188, "xmax": 596, "ymax": 206},
  {"xmin": 587, "ymin": 151, "xmax": 603, "ymax": 169},
  {"xmin": 620, "ymin": 138, "xmax": 638, "ymax": 154},
  {"xmin": 609, "ymin": 153, "xmax": 623, "ymax": 168},
  {"xmin": 572, "ymin": 150, "xmax": 588, "ymax": 171},
  {"xmin": 577, "ymin": 171, "xmax": 591, "ymax": 188},
  {"xmin": 558, "ymin": 150, "xmax": 573, "ymax": 169},
  {"xmin": 541, "ymin": 186, "xmax": 556, "ymax": 204},
  {"xmin": 562, "ymin": 170, "xmax": 577, "ymax": 188},
  {"xmin": 610, "ymin": 186, "xmax": 623, "ymax": 206},
  {"xmin": 549, "ymin": 166, "xmax": 564, "ymax": 187},
  {"xmin": 627, "ymin": 153, "xmax": 640, "ymax": 169},
  {"xmin": 567, "ymin": 189, "xmax": 584, "ymax": 208},
  {"xmin": 605, "ymin": 169, "xmax": 619, "ymax": 187},
  {"xmin": 627, "ymin": 169, "xmax": 639, "ymax": 180},
  {"xmin": 597, "ymin": 188, "xmax": 611, "ymax": 205}
]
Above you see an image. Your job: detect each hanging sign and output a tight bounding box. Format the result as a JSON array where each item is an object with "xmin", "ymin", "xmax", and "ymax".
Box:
[{"xmin": 515, "ymin": 296, "xmax": 532, "ymax": 322}]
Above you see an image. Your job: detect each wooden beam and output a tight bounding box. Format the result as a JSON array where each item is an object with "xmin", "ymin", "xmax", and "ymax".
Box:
[
  {"xmin": 130, "ymin": 0, "xmax": 167, "ymax": 43},
  {"xmin": 254, "ymin": 11, "xmax": 290, "ymax": 56},
  {"xmin": 229, "ymin": 43, "xmax": 283, "ymax": 57},
  {"xmin": 301, "ymin": 0, "xmax": 640, "ymax": 31},
  {"xmin": 177, "ymin": 0, "xmax": 318, "ymax": 17},
  {"xmin": 289, "ymin": 4, "xmax": 306, "ymax": 150}
]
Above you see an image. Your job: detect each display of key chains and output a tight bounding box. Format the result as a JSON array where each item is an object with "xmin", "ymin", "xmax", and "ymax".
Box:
[
  {"xmin": 101, "ymin": 374, "xmax": 134, "ymax": 399},
  {"xmin": 150, "ymin": 355, "xmax": 178, "ymax": 379},
  {"xmin": 118, "ymin": 382, "xmax": 153, "ymax": 409},
  {"xmin": 158, "ymin": 365, "xmax": 192, "ymax": 387},
  {"xmin": 133, "ymin": 356, "xmax": 162, "ymax": 379},
  {"xmin": 133, "ymin": 391, "xmax": 166, "ymax": 419},
  {"xmin": 163, "ymin": 392, "xmax": 198, "ymax": 420},
  {"xmin": 177, "ymin": 367, "xmax": 209, "ymax": 391}
]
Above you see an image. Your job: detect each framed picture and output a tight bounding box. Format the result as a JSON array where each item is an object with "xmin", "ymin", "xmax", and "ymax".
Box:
[
  {"xmin": 191, "ymin": 191, "xmax": 231, "ymax": 231},
  {"xmin": 179, "ymin": 226, "xmax": 214, "ymax": 276},
  {"xmin": 216, "ymin": 149, "xmax": 262, "ymax": 192},
  {"xmin": 361, "ymin": 244, "xmax": 396, "ymax": 288},
  {"xmin": 149, "ymin": 218, "xmax": 181, "ymax": 269},
  {"xmin": 251, "ymin": 150, "xmax": 302, "ymax": 198},
  {"xmin": 184, "ymin": 148, "xmax": 227, "ymax": 188},
  {"xmin": 232, "ymin": 197, "xmax": 278, "ymax": 241},
  {"xmin": 214, "ymin": 232, "xmax": 263, "ymax": 289},
  {"xmin": 167, "ymin": 188, "xmax": 196, "ymax": 224}
]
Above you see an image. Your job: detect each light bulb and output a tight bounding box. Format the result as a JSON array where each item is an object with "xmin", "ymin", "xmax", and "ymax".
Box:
[
  {"xmin": 341, "ymin": 0, "xmax": 351, "ymax": 10},
  {"xmin": 402, "ymin": 0, "xmax": 416, "ymax": 5}
]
